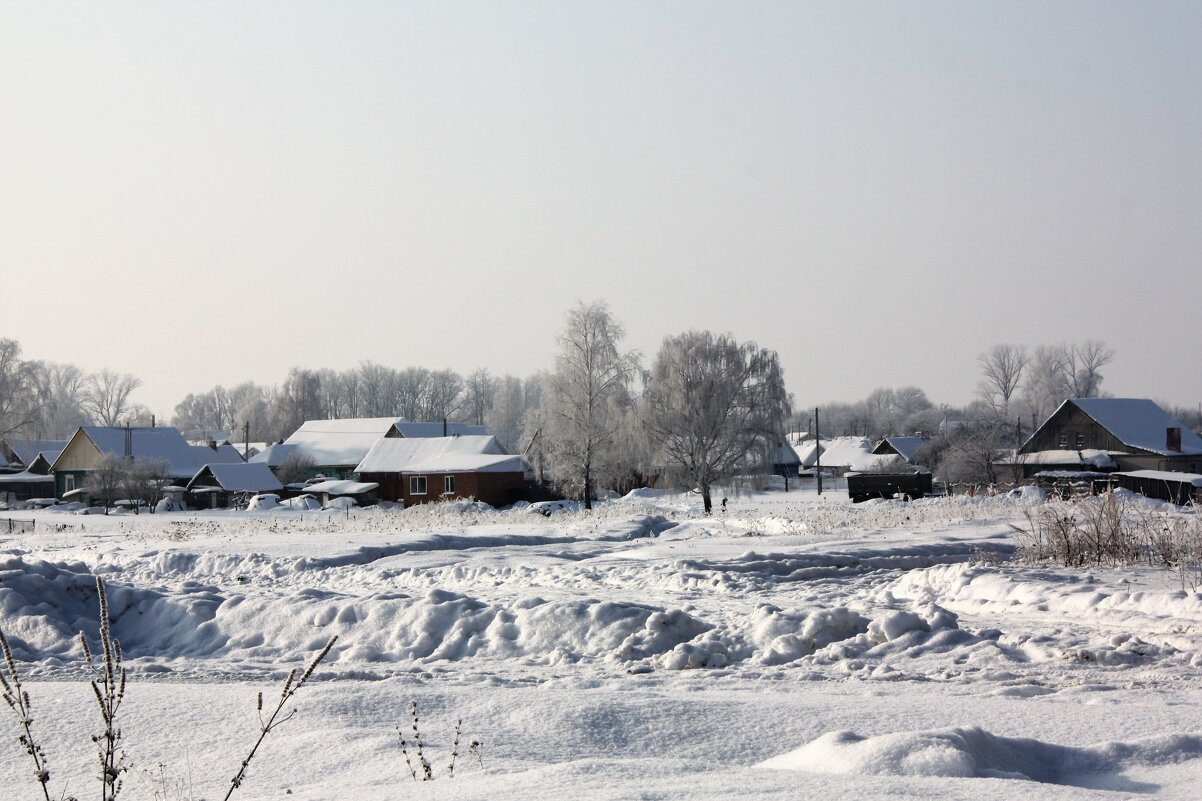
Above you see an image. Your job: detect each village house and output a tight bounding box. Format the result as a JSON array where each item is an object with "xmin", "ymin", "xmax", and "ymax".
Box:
[
  {"xmin": 50, "ymin": 426, "xmax": 244, "ymax": 499},
  {"xmin": 250, "ymin": 417, "xmax": 488, "ymax": 480},
  {"xmin": 354, "ymin": 435, "xmax": 532, "ymax": 507},
  {"xmin": 185, "ymin": 462, "xmax": 285, "ymax": 509},
  {"xmin": 995, "ymin": 398, "xmax": 1202, "ymax": 484}
]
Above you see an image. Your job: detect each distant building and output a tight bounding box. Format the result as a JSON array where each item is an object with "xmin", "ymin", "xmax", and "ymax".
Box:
[{"xmin": 0, "ymin": 439, "xmax": 69, "ymax": 472}]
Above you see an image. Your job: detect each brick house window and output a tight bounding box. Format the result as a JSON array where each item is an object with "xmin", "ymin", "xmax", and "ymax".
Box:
[
  {"xmin": 443, "ymin": 475, "xmax": 455, "ymax": 495},
  {"xmin": 410, "ymin": 475, "xmax": 427, "ymax": 495}
]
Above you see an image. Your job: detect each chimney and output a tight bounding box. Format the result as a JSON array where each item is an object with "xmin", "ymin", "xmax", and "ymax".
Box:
[{"xmin": 1167, "ymin": 427, "xmax": 1182, "ymax": 452}]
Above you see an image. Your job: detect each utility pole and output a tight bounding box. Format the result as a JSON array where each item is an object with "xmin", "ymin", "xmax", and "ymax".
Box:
[
  {"xmin": 243, "ymin": 421, "xmax": 251, "ymax": 462},
  {"xmin": 815, "ymin": 407, "xmax": 822, "ymax": 496}
]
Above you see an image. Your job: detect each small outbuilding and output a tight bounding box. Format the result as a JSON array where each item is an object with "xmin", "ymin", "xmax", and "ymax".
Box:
[{"xmin": 186, "ymin": 462, "xmax": 285, "ymax": 509}]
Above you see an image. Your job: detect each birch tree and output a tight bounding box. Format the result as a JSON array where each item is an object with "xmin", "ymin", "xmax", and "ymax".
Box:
[
  {"xmin": 545, "ymin": 302, "xmax": 637, "ymax": 509},
  {"xmin": 645, "ymin": 330, "xmax": 791, "ymax": 514}
]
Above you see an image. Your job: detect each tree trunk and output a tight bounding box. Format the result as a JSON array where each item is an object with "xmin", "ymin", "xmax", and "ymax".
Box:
[
  {"xmin": 583, "ymin": 463, "xmax": 593, "ymax": 510},
  {"xmin": 701, "ymin": 484, "xmax": 712, "ymax": 515}
]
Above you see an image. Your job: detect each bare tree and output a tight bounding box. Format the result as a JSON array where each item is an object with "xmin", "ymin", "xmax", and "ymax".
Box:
[
  {"xmin": 83, "ymin": 370, "xmax": 142, "ymax": 427},
  {"xmin": 977, "ymin": 344, "xmax": 1029, "ymax": 419},
  {"xmin": 462, "ymin": 368, "xmax": 497, "ymax": 425},
  {"xmin": 645, "ymin": 330, "xmax": 791, "ymax": 514},
  {"xmin": 545, "ymin": 302, "xmax": 638, "ymax": 509},
  {"xmin": 1065, "ymin": 340, "xmax": 1115, "ymax": 398},
  {"xmin": 276, "ymin": 450, "xmax": 318, "ymax": 484},
  {"xmin": 422, "ymin": 369, "xmax": 464, "ymax": 421}
]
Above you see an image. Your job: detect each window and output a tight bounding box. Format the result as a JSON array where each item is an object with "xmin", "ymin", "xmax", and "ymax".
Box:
[
  {"xmin": 1075, "ymin": 433, "xmax": 1085, "ymax": 449},
  {"xmin": 443, "ymin": 475, "xmax": 456, "ymax": 495},
  {"xmin": 1057, "ymin": 434, "xmax": 1068, "ymax": 448},
  {"xmin": 410, "ymin": 475, "xmax": 427, "ymax": 495},
  {"xmin": 64, "ymin": 474, "xmax": 76, "ymax": 492}
]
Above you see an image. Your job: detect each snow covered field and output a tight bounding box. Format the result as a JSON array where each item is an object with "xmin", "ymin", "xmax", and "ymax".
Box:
[{"xmin": 3, "ymin": 489, "xmax": 1202, "ymax": 800}]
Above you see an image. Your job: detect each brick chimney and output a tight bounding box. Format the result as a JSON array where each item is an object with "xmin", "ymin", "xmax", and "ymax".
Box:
[{"xmin": 1167, "ymin": 427, "xmax": 1182, "ymax": 452}]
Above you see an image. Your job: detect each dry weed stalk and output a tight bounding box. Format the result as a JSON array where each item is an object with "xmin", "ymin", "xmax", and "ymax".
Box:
[
  {"xmin": 82, "ymin": 576, "xmax": 128, "ymax": 801},
  {"xmin": 0, "ymin": 627, "xmax": 54, "ymax": 801},
  {"xmin": 397, "ymin": 701, "xmax": 480, "ymax": 782},
  {"xmin": 223, "ymin": 636, "xmax": 337, "ymax": 801}
]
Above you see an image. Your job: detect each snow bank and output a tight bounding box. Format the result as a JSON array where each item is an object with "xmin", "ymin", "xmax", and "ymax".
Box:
[{"xmin": 760, "ymin": 726, "xmax": 1202, "ymax": 785}]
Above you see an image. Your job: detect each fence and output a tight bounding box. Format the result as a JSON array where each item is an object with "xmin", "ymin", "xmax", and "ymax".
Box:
[{"xmin": 3, "ymin": 518, "xmax": 35, "ymax": 534}]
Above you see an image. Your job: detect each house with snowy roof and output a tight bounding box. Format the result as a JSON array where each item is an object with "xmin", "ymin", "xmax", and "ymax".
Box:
[
  {"xmin": 354, "ymin": 435, "xmax": 531, "ymax": 506},
  {"xmin": 251, "ymin": 417, "xmax": 488, "ymax": 480},
  {"xmin": 996, "ymin": 398, "xmax": 1202, "ymax": 483},
  {"xmin": 870, "ymin": 436, "xmax": 928, "ymax": 465},
  {"xmin": 0, "ymin": 438, "xmax": 69, "ymax": 472},
  {"xmin": 185, "ymin": 462, "xmax": 284, "ymax": 508},
  {"xmin": 793, "ymin": 436, "xmax": 901, "ymax": 476},
  {"xmin": 50, "ymin": 426, "xmax": 244, "ymax": 499}
]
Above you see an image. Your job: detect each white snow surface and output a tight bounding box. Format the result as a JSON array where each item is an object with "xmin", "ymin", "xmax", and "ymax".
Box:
[{"xmin": 2, "ymin": 490, "xmax": 1202, "ymax": 799}]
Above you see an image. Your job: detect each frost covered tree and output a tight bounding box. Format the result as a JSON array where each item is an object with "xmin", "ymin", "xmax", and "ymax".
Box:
[
  {"xmin": 545, "ymin": 302, "xmax": 638, "ymax": 509},
  {"xmin": 645, "ymin": 331, "xmax": 791, "ymax": 515},
  {"xmin": 485, "ymin": 374, "xmax": 528, "ymax": 452},
  {"xmin": 0, "ymin": 339, "xmax": 40, "ymax": 438},
  {"xmin": 976, "ymin": 344, "xmax": 1028, "ymax": 419}
]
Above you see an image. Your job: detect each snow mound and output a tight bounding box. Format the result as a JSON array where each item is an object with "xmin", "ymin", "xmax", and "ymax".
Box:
[{"xmin": 760, "ymin": 726, "xmax": 1202, "ymax": 785}]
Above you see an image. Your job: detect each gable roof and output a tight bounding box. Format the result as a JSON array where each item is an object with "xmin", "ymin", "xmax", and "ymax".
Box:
[
  {"xmin": 355, "ymin": 435, "xmax": 506, "ymax": 473},
  {"xmin": 872, "ymin": 436, "xmax": 927, "ymax": 463},
  {"xmin": 187, "ymin": 462, "xmax": 284, "ymax": 493},
  {"xmin": 267, "ymin": 417, "xmax": 406, "ymax": 467},
  {"xmin": 794, "ymin": 436, "xmax": 898, "ymax": 471},
  {"xmin": 1060, "ymin": 398, "xmax": 1202, "ymax": 456},
  {"xmin": 56, "ymin": 427, "xmax": 235, "ymax": 479},
  {"xmin": 2, "ymin": 439, "xmax": 69, "ymax": 469}
]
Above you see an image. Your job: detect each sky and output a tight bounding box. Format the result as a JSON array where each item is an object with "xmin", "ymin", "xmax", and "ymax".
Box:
[{"xmin": 2, "ymin": 1, "xmax": 1200, "ymax": 419}]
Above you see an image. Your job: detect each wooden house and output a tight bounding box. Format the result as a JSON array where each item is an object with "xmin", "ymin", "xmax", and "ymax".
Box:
[
  {"xmin": 186, "ymin": 462, "xmax": 284, "ymax": 509},
  {"xmin": 997, "ymin": 399, "xmax": 1202, "ymax": 484},
  {"xmin": 50, "ymin": 426, "xmax": 243, "ymax": 499}
]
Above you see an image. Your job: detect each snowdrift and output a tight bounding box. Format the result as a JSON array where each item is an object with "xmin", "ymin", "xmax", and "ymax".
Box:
[{"xmin": 760, "ymin": 726, "xmax": 1202, "ymax": 788}]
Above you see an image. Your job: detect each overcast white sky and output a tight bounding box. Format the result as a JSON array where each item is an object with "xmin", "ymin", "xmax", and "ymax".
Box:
[{"xmin": 2, "ymin": 1, "xmax": 1200, "ymax": 418}]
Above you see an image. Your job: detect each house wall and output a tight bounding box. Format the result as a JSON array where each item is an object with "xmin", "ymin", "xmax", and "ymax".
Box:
[
  {"xmin": 361, "ymin": 470, "xmax": 528, "ymax": 507},
  {"xmin": 1023, "ymin": 405, "xmax": 1129, "ymax": 454}
]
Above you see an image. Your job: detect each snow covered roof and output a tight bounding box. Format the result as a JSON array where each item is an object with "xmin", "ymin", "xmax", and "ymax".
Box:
[
  {"xmin": 794, "ymin": 437, "xmax": 891, "ymax": 471},
  {"xmin": 273, "ymin": 417, "xmax": 406, "ymax": 466},
  {"xmin": 0, "ymin": 469, "xmax": 55, "ymax": 484},
  {"xmin": 60, "ymin": 427, "xmax": 229, "ymax": 479},
  {"xmin": 394, "ymin": 421, "xmax": 488, "ymax": 438},
  {"xmin": 400, "ymin": 454, "xmax": 533, "ymax": 475},
  {"xmin": 248, "ymin": 443, "xmax": 298, "ymax": 467},
  {"xmin": 1067, "ymin": 398, "xmax": 1202, "ymax": 456},
  {"xmin": 355, "ymin": 435, "xmax": 506, "ymax": 473},
  {"xmin": 872, "ymin": 436, "xmax": 926, "ymax": 463},
  {"xmin": 1114, "ymin": 470, "xmax": 1202, "ymax": 487},
  {"xmin": 997, "ymin": 449, "xmax": 1118, "ymax": 468},
  {"xmin": 304, "ymin": 479, "xmax": 379, "ymax": 496},
  {"xmin": 187, "ymin": 462, "xmax": 284, "ymax": 493}
]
